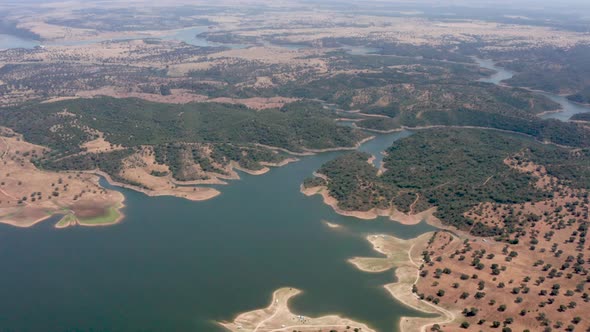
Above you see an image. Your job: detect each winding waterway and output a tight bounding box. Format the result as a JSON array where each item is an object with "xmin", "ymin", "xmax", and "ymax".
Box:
[
  {"xmin": 475, "ymin": 58, "xmax": 590, "ymax": 121},
  {"xmin": 0, "ymin": 130, "xmax": 437, "ymax": 332},
  {"xmin": 2, "ymin": 38, "xmax": 587, "ymax": 332}
]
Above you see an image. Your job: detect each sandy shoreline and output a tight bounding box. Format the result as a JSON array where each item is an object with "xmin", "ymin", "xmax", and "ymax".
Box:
[
  {"xmin": 322, "ymin": 220, "xmax": 342, "ymax": 228},
  {"xmin": 536, "ymin": 108, "xmax": 564, "ymax": 117},
  {"xmin": 0, "ymin": 191, "xmax": 126, "ymax": 229},
  {"xmin": 220, "ymin": 287, "xmax": 376, "ymax": 332},
  {"xmin": 300, "ymin": 184, "xmax": 439, "ymax": 225},
  {"xmin": 350, "ymin": 233, "xmax": 457, "ymax": 332},
  {"xmin": 0, "ymin": 131, "xmax": 128, "ymax": 229},
  {"xmin": 302, "ymin": 135, "xmax": 376, "ymax": 153},
  {"xmin": 79, "ymin": 169, "xmax": 223, "ymax": 202},
  {"xmin": 232, "ymin": 158, "xmax": 300, "ymax": 176},
  {"xmin": 0, "ymin": 210, "xmax": 63, "ymax": 228}
]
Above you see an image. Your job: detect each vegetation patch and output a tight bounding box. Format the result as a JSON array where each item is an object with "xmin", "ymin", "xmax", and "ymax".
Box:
[{"xmin": 306, "ymin": 128, "xmax": 590, "ymax": 235}]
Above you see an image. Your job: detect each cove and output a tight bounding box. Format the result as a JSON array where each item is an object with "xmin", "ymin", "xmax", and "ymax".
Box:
[
  {"xmin": 0, "ymin": 130, "xmax": 436, "ymax": 332},
  {"xmin": 475, "ymin": 58, "xmax": 590, "ymax": 121}
]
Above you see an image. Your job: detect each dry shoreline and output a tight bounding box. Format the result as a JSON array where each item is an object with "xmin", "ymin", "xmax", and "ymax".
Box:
[
  {"xmin": 300, "ymin": 184, "xmax": 439, "ymax": 225},
  {"xmin": 81, "ymin": 158, "xmax": 299, "ymax": 201},
  {"xmin": 322, "ymin": 220, "xmax": 342, "ymax": 228},
  {"xmin": 0, "ymin": 189, "xmax": 126, "ymax": 229},
  {"xmin": 1, "ymin": 129, "xmax": 370, "ymax": 229},
  {"xmin": 78, "ymin": 169, "xmax": 223, "ymax": 202},
  {"xmin": 219, "ymin": 287, "xmax": 376, "ymax": 332},
  {"xmin": 350, "ymin": 233, "xmax": 457, "ymax": 332},
  {"xmin": 303, "ymin": 135, "xmax": 375, "ymax": 153},
  {"xmin": 0, "ymin": 130, "xmax": 128, "ymax": 229},
  {"xmin": 232, "ymin": 158, "xmax": 300, "ymax": 176}
]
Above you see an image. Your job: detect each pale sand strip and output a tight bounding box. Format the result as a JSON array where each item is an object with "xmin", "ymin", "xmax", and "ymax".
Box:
[
  {"xmin": 79, "ymin": 170, "xmax": 222, "ymax": 202},
  {"xmin": 300, "ymin": 184, "xmax": 439, "ymax": 225},
  {"xmin": 302, "ymin": 136, "xmax": 375, "ymax": 153},
  {"xmin": 0, "ymin": 207, "xmax": 61, "ymax": 228},
  {"xmin": 219, "ymin": 287, "xmax": 376, "ymax": 332},
  {"xmin": 350, "ymin": 234, "xmax": 457, "ymax": 332},
  {"xmin": 231, "ymin": 158, "xmax": 299, "ymax": 176},
  {"xmin": 322, "ymin": 220, "xmax": 342, "ymax": 228}
]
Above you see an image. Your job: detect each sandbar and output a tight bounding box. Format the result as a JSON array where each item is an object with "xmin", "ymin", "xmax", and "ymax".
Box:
[{"xmin": 220, "ymin": 287, "xmax": 376, "ymax": 332}]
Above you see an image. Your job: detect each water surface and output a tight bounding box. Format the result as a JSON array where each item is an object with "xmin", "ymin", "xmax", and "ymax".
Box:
[
  {"xmin": 475, "ymin": 57, "xmax": 590, "ymax": 121},
  {"xmin": 0, "ymin": 130, "xmax": 436, "ymax": 332},
  {"xmin": 0, "ymin": 34, "xmax": 39, "ymax": 50},
  {"xmin": 162, "ymin": 27, "xmax": 248, "ymax": 49}
]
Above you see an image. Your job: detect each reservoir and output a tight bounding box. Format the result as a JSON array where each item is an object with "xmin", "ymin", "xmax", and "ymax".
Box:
[
  {"xmin": 2, "ymin": 40, "xmax": 583, "ymax": 332},
  {"xmin": 0, "ymin": 33, "xmax": 39, "ymax": 50},
  {"xmin": 0, "ymin": 130, "xmax": 436, "ymax": 332},
  {"xmin": 475, "ymin": 58, "xmax": 590, "ymax": 121}
]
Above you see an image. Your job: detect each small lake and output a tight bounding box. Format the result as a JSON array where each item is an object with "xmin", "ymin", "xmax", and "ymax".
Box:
[
  {"xmin": 0, "ymin": 130, "xmax": 436, "ymax": 332},
  {"xmin": 340, "ymin": 45, "xmax": 380, "ymax": 55},
  {"xmin": 161, "ymin": 26, "xmax": 248, "ymax": 49},
  {"xmin": 0, "ymin": 34, "xmax": 39, "ymax": 50},
  {"xmin": 475, "ymin": 57, "xmax": 590, "ymax": 121}
]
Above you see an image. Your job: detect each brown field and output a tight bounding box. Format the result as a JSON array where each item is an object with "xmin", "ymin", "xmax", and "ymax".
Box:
[
  {"xmin": 108, "ymin": 145, "xmax": 298, "ymax": 201},
  {"xmin": 353, "ymin": 220, "xmax": 590, "ymax": 332},
  {"xmin": 412, "ymin": 222, "xmax": 590, "ymax": 331},
  {"xmin": 345, "ymin": 151, "xmax": 590, "ymax": 332},
  {"xmin": 109, "ymin": 146, "xmax": 223, "ymax": 201},
  {"xmin": 350, "ymin": 233, "xmax": 458, "ymax": 332},
  {"xmin": 0, "ymin": 127, "xmax": 125, "ymax": 228},
  {"xmin": 3, "ymin": 0, "xmax": 590, "ymax": 108},
  {"xmin": 466, "ymin": 154, "xmax": 588, "ymax": 236},
  {"xmin": 75, "ymin": 87, "xmax": 297, "ymax": 110}
]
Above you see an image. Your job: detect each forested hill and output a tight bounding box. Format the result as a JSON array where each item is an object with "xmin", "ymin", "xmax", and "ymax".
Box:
[
  {"xmin": 0, "ymin": 97, "xmax": 366, "ymax": 154},
  {"xmin": 305, "ymin": 128, "xmax": 590, "ymax": 236},
  {"xmin": 0, "ymin": 97, "xmax": 368, "ymax": 185}
]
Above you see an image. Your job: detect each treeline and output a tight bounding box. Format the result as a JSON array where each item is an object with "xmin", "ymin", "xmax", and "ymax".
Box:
[
  {"xmin": 307, "ymin": 129, "xmax": 590, "ymax": 236},
  {"xmin": 357, "ymin": 108, "xmax": 590, "ymax": 148},
  {"xmin": 151, "ymin": 142, "xmax": 286, "ymax": 181},
  {"xmin": 0, "ymin": 97, "xmax": 366, "ymax": 185},
  {"xmin": 571, "ymin": 113, "xmax": 590, "ymax": 122},
  {"xmin": 0, "ymin": 97, "xmax": 366, "ymax": 154},
  {"xmin": 567, "ymin": 87, "xmax": 590, "ymax": 104},
  {"xmin": 490, "ymin": 45, "xmax": 590, "ymax": 96},
  {"xmin": 39, "ymin": 149, "xmax": 134, "ymax": 184}
]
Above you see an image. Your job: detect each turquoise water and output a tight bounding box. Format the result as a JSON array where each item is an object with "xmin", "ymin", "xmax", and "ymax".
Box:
[
  {"xmin": 0, "ymin": 130, "xmax": 436, "ymax": 332},
  {"xmin": 475, "ymin": 57, "xmax": 590, "ymax": 121}
]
